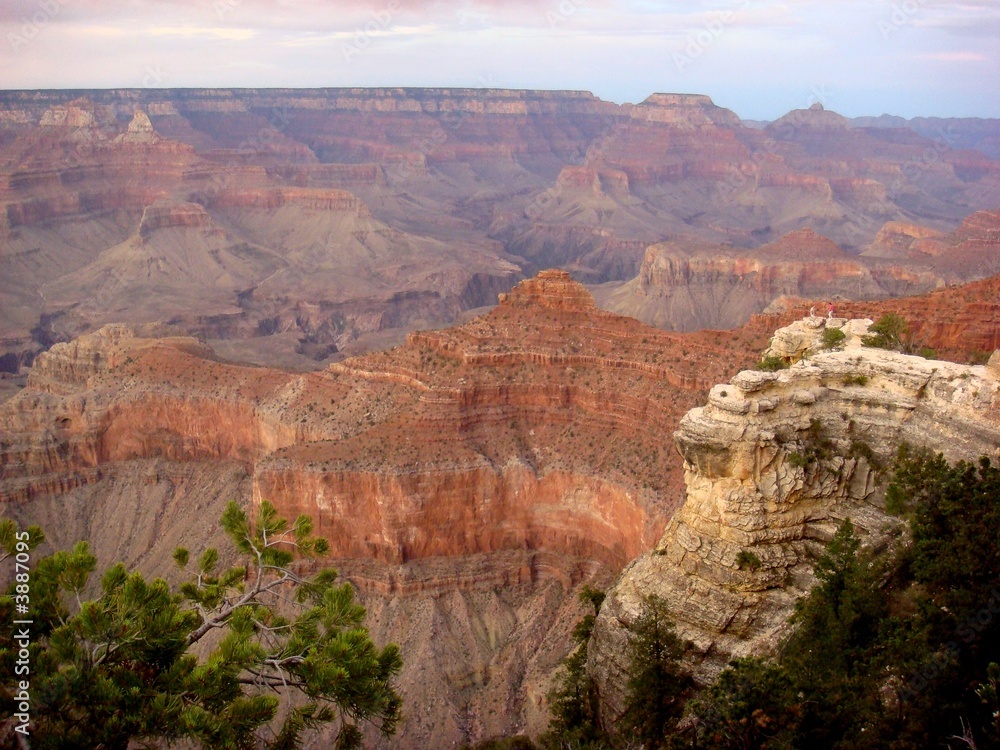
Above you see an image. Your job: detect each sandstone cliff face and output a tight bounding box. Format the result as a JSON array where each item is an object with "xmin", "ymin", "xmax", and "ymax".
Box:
[
  {"xmin": 590, "ymin": 318, "xmax": 1000, "ymax": 723},
  {"xmin": 595, "ymin": 231, "xmax": 930, "ymax": 332}
]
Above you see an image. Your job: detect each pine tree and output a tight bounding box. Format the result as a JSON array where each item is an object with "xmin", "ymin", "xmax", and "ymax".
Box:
[
  {"xmin": 541, "ymin": 585, "xmax": 609, "ymax": 750},
  {"xmin": 680, "ymin": 657, "xmax": 797, "ymax": 750},
  {"xmin": 0, "ymin": 501, "xmax": 402, "ymax": 749},
  {"xmin": 619, "ymin": 595, "xmax": 691, "ymax": 750}
]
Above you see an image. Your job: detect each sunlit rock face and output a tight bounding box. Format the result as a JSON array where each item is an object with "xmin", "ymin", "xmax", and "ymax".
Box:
[{"xmin": 590, "ymin": 317, "xmax": 1000, "ymax": 725}]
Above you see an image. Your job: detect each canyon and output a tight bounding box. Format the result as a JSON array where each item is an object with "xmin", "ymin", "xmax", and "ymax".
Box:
[
  {"xmin": 596, "ymin": 209, "xmax": 1000, "ymax": 331},
  {"xmin": 0, "ymin": 271, "xmax": 769, "ymax": 746},
  {"xmin": 1, "ymin": 85, "xmax": 999, "ymax": 747},
  {"xmin": 2, "ymin": 268, "xmax": 999, "ymax": 746},
  {"xmin": 1, "ymin": 89, "xmax": 998, "ymax": 383}
]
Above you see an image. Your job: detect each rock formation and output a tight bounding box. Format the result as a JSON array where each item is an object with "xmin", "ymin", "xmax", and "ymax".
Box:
[
  {"xmin": 116, "ymin": 109, "xmax": 160, "ymax": 144},
  {"xmin": 762, "ymin": 315, "xmax": 873, "ymax": 362},
  {"xmin": 596, "ymin": 210, "xmax": 1000, "ymax": 333},
  {"xmin": 2, "ymin": 269, "xmax": 998, "ymax": 745},
  {"xmin": 590, "ymin": 317, "xmax": 1000, "ymax": 723}
]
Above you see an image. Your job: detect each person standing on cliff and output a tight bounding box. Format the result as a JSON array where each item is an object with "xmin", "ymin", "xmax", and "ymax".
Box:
[
  {"xmin": 828, "ymin": 302, "xmax": 835, "ymax": 319},
  {"xmin": 810, "ymin": 306, "xmax": 816, "ymax": 319}
]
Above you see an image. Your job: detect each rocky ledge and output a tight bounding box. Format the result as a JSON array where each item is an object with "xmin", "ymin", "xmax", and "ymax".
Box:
[{"xmin": 589, "ymin": 317, "xmax": 1000, "ymax": 721}]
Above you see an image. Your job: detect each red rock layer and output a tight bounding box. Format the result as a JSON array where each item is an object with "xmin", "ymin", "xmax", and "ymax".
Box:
[
  {"xmin": 0, "ymin": 273, "xmax": 771, "ymax": 565},
  {"xmin": 2, "ymin": 271, "xmax": 995, "ymax": 747},
  {"xmin": 599, "ymin": 213, "xmax": 1000, "ymax": 333}
]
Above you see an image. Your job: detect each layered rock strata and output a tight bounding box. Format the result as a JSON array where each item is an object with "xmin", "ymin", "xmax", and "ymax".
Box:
[
  {"xmin": 0, "ymin": 271, "xmax": 772, "ymax": 748},
  {"xmin": 597, "ymin": 210, "xmax": 1000, "ymax": 333},
  {"xmin": 2, "ymin": 89, "xmax": 998, "ymax": 372},
  {"xmin": 590, "ymin": 318, "xmax": 1000, "ymax": 723}
]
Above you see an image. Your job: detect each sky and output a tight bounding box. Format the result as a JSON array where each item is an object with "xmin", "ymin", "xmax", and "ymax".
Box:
[{"xmin": 0, "ymin": 0, "xmax": 998, "ymax": 121}]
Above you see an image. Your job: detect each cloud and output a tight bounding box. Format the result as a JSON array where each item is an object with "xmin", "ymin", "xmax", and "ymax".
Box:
[
  {"xmin": 919, "ymin": 51, "xmax": 988, "ymax": 62},
  {"xmin": 279, "ymin": 24, "xmax": 440, "ymax": 47},
  {"xmin": 146, "ymin": 25, "xmax": 257, "ymax": 40}
]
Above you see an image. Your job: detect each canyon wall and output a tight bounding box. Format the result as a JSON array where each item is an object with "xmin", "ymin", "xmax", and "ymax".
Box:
[
  {"xmin": 2, "ymin": 270, "xmax": 999, "ymax": 745},
  {"xmin": 597, "ymin": 210, "xmax": 1000, "ymax": 332}
]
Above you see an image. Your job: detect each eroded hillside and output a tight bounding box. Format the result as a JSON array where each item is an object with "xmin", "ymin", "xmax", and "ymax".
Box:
[{"xmin": 2, "ymin": 270, "xmax": 999, "ymax": 745}]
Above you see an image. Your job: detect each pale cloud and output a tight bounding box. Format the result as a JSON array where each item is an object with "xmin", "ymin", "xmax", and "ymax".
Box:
[
  {"xmin": 147, "ymin": 26, "xmax": 257, "ymax": 40},
  {"xmin": 919, "ymin": 51, "xmax": 989, "ymax": 63},
  {"xmin": 279, "ymin": 24, "xmax": 440, "ymax": 47}
]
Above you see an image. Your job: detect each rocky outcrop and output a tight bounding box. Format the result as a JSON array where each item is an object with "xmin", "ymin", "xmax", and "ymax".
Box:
[
  {"xmin": 116, "ymin": 110, "xmax": 160, "ymax": 145},
  {"xmin": 767, "ymin": 102, "xmax": 852, "ymax": 135},
  {"xmin": 863, "ymin": 221, "xmax": 947, "ymax": 259},
  {"xmin": 630, "ymin": 94, "xmax": 742, "ymax": 129},
  {"xmin": 763, "ymin": 315, "xmax": 873, "ymax": 362},
  {"xmin": 590, "ymin": 317, "xmax": 1000, "ymax": 723},
  {"xmin": 595, "ymin": 230, "xmax": 943, "ymax": 332},
  {"xmin": 497, "ymin": 269, "xmax": 598, "ymax": 311},
  {"xmin": 137, "ymin": 200, "xmax": 214, "ymax": 237},
  {"xmin": 38, "ymin": 103, "xmax": 96, "ymax": 129}
]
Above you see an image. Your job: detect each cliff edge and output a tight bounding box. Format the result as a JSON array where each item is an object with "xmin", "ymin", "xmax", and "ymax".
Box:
[{"xmin": 590, "ymin": 317, "xmax": 1000, "ymax": 722}]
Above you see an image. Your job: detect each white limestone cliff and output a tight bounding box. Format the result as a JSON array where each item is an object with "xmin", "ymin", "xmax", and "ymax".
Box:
[{"xmin": 590, "ymin": 317, "xmax": 1000, "ymax": 722}]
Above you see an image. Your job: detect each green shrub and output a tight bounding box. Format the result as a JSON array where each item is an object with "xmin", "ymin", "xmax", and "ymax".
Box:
[
  {"xmin": 861, "ymin": 313, "xmax": 909, "ymax": 351},
  {"xmin": 843, "ymin": 373, "xmax": 868, "ymax": 386},
  {"xmin": 736, "ymin": 550, "xmax": 763, "ymax": 571},
  {"xmin": 848, "ymin": 439, "xmax": 883, "ymax": 472},
  {"xmin": 756, "ymin": 355, "xmax": 790, "ymax": 372},
  {"xmin": 821, "ymin": 327, "xmax": 847, "ymax": 350},
  {"xmin": 788, "ymin": 451, "xmax": 809, "ymax": 468}
]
